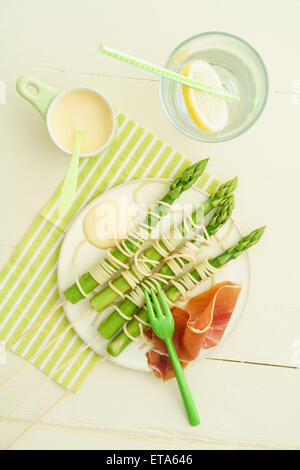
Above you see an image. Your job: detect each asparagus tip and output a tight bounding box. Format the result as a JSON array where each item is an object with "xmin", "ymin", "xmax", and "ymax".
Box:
[
  {"xmin": 231, "ymin": 176, "xmax": 238, "ymax": 188},
  {"xmin": 256, "ymin": 225, "xmax": 267, "ymax": 236}
]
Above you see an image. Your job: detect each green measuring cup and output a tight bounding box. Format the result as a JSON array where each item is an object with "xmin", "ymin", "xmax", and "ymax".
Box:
[
  {"xmin": 16, "ymin": 75, "xmax": 117, "ymax": 158},
  {"xmin": 16, "ymin": 76, "xmax": 118, "ymax": 214}
]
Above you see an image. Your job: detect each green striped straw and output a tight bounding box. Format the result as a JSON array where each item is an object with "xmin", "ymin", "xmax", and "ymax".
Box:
[{"xmin": 99, "ymin": 44, "xmax": 240, "ymax": 103}]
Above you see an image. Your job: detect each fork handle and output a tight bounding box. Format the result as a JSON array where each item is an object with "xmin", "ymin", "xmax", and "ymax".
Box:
[{"xmin": 165, "ymin": 339, "xmax": 200, "ymax": 426}]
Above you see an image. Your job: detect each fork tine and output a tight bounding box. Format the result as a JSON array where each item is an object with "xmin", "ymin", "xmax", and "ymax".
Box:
[
  {"xmin": 144, "ymin": 290, "xmax": 156, "ymax": 323},
  {"xmin": 156, "ymin": 287, "xmax": 172, "ymax": 317},
  {"xmin": 150, "ymin": 288, "xmax": 164, "ymax": 319}
]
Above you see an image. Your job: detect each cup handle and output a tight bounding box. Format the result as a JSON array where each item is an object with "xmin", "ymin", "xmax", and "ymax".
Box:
[{"xmin": 16, "ymin": 75, "xmax": 61, "ymax": 120}]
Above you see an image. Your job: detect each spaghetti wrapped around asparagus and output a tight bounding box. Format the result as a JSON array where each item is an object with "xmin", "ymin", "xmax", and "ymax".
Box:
[
  {"xmin": 99, "ymin": 194, "xmax": 235, "ymax": 339},
  {"xmin": 107, "ymin": 226, "xmax": 266, "ymax": 357},
  {"xmin": 64, "ymin": 159, "xmax": 209, "ymax": 303},
  {"xmin": 90, "ymin": 177, "xmax": 238, "ymax": 313}
]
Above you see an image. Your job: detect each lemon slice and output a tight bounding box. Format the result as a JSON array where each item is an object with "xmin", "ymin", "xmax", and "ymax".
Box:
[{"xmin": 181, "ymin": 60, "xmax": 228, "ymax": 133}]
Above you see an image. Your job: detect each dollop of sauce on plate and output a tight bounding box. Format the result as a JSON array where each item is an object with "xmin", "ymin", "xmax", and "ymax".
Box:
[{"xmin": 83, "ymin": 199, "xmax": 135, "ymax": 249}]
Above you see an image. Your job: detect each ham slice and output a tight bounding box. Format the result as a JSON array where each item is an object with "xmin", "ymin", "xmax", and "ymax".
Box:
[{"xmin": 146, "ymin": 281, "xmax": 241, "ymax": 380}]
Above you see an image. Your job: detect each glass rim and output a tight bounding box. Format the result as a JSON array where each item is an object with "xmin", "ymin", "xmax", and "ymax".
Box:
[{"xmin": 159, "ymin": 31, "xmax": 269, "ymax": 143}]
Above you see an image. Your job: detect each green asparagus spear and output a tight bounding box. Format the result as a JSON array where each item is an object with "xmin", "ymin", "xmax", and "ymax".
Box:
[
  {"xmin": 107, "ymin": 226, "xmax": 266, "ymax": 357},
  {"xmin": 90, "ymin": 177, "xmax": 238, "ymax": 313},
  {"xmin": 63, "ymin": 159, "xmax": 209, "ymax": 304},
  {"xmin": 99, "ymin": 195, "xmax": 235, "ymax": 339}
]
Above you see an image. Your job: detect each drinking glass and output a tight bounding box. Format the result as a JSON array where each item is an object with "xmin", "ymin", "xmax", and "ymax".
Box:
[{"xmin": 160, "ymin": 32, "xmax": 269, "ymax": 143}]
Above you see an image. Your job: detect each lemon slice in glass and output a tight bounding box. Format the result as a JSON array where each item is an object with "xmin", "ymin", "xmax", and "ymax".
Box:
[{"xmin": 181, "ymin": 60, "xmax": 229, "ymax": 133}]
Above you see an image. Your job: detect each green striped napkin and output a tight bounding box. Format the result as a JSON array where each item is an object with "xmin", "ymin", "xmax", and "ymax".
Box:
[{"xmin": 0, "ymin": 111, "xmax": 219, "ymax": 391}]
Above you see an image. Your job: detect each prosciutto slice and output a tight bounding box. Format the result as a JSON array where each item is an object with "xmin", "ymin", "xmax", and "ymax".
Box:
[{"xmin": 146, "ymin": 281, "xmax": 241, "ymax": 380}]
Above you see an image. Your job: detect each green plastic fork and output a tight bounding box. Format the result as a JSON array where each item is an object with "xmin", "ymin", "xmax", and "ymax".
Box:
[{"xmin": 145, "ymin": 287, "xmax": 200, "ymax": 426}]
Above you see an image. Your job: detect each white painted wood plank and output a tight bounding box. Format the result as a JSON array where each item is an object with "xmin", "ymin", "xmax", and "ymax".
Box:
[
  {"xmin": 0, "ymin": 355, "xmax": 299, "ymax": 449},
  {"xmin": 1, "ymin": 0, "xmax": 299, "ymax": 88},
  {"xmin": 1, "ymin": 420, "xmax": 271, "ymax": 450}
]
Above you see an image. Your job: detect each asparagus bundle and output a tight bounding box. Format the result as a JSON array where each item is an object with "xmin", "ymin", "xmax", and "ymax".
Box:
[
  {"xmin": 107, "ymin": 226, "xmax": 266, "ymax": 357},
  {"xmin": 99, "ymin": 194, "xmax": 235, "ymax": 339},
  {"xmin": 64, "ymin": 159, "xmax": 209, "ymax": 304},
  {"xmin": 90, "ymin": 177, "xmax": 238, "ymax": 313}
]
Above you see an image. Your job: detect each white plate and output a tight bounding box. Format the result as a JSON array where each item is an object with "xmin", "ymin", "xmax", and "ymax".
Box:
[{"xmin": 57, "ymin": 179, "xmax": 250, "ymax": 372}]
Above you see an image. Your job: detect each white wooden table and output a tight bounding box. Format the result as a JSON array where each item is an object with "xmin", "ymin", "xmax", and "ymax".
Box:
[{"xmin": 1, "ymin": 0, "xmax": 300, "ymax": 450}]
